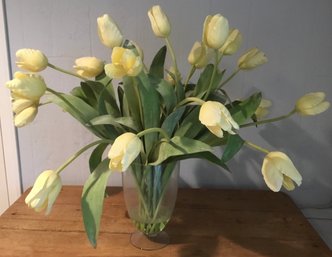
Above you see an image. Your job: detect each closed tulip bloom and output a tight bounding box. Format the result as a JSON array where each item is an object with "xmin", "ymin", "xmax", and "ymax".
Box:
[
  {"xmin": 255, "ymin": 99, "xmax": 272, "ymax": 119},
  {"xmin": 262, "ymin": 151, "xmax": 302, "ymax": 192},
  {"xmin": 219, "ymin": 29, "xmax": 242, "ymax": 55},
  {"xmin": 148, "ymin": 5, "xmax": 171, "ymax": 38},
  {"xmin": 238, "ymin": 48, "xmax": 268, "ymax": 70},
  {"xmin": 104, "ymin": 47, "xmax": 142, "ymax": 78},
  {"xmin": 25, "ymin": 170, "xmax": 62, "ymax": 215},
  {"xmin": 16, "ymin": 48, "xmax": 48, "ymax": 72},
  {"xmin": 73, "ymin": 57, "xmax": 104, "ymax": 78},
  {"xmin": 295, "ymin": 92, "xmax": 330, "ymax": 116},
  {"xmin": 202, "ymin": 14, "xmax": 229, "ymax": 49},
  {"xmin": 12, "ymin": 98, "xmax": 38, "ymax": 127},
  {"xmin": 108, "ymin": 132, "xmax": 143, "ymax": 172},
  {"xmin": 97, "ymin": 14, "xmax": 123, "ymax": 48},
  {"xmin": 188, "ymin": 41, "xmax": 211, "ymax": 69},
  {"xmin": 199, "ymin": 101, "xmax": 239, "ymax": 138},
  {"xmin": 6, "ymin": 73, "xmax": 47, "ymax": 101}
]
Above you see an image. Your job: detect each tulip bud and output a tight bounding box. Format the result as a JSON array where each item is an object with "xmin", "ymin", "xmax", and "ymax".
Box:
[
  {"xmin": 238, "ymin": 48, "xmax": 267, "ymax": 70},
  {"xmin": 73, "ymin": 57, "xmax": 104, "ymax": 78},
  {"xmin": 25, "ymin": 170, "xmax": 62, "ymax": 215},
  {"xmin": 104, "ymin": 47, "xmax": 142, "ymax": 78},
  {"xmin": 188, "ymin": 41, "xmax": 212, "ymax": 69},
  {"xmin": 255, "ymin": 99, "xmax": 272, "ymax": 119},
  {"xmin": 261, "ymin": 151, "xmax": 302, "ymax": 192},
  {"xmin": 6, "ymin": 74, "xmax": 47, "ymax": 101},
  {"xmin": 108, "ymin": 132, "xmax": 143, "ymax": 172},
  {"xmin": 202, "ymin": 14, "xmax": 229, "ymax": 49},
  {"xmin": 219, "ymin": 29, "xmax": 242, "ymax": 55},
  {"xmin": 295, "ymin": 92, "xmax": 330, "ymax": 116},
  {"xmin": 16, "ymin": 48, "xmax": 48, "ymax": 72},
  {"xmin": 148, "ymin": 5, "xmax": 171, "ymax": 38},
  {"xmin": 14, "ymin": 105, "xmax": 38, "ymax": 127},
  {"xmin": 199, "ymin": 101, "xmax": 239, "ymax": 138},
  {"xmin": 97, "ymin": 14, "xmax": 123, "ymax": 48}
]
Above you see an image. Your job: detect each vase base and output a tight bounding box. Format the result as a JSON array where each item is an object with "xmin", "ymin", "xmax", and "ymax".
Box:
[{"xmin": 130, "ymin": 231, "xmax": 169, "ymax": 250}]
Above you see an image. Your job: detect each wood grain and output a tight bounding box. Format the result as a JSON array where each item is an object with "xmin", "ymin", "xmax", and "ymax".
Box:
[{"xmin": 0, "ymin": 186, "xmax": 330, "ymax": 257}]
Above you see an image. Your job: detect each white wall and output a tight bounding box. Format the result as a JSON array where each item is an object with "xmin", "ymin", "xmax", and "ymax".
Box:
[{"xmin": 5, "ymin": 0, "xmax": 332, "ymax": 209}]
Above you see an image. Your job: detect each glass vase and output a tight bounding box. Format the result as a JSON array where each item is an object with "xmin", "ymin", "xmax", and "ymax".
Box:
[{"xmin": 122, "ymin": 161, "xmax": 179, "ymax": 250}]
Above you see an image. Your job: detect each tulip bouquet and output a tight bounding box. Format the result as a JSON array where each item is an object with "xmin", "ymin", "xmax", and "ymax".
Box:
[{"xmin": 5, "ymin": 5, "xmax": 329, "ymax": 247}]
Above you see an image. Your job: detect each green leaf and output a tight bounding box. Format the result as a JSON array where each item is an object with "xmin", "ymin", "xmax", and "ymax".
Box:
[
  {"xmin": 98, "ymin": 85, "xmax": 120, "ymax": 117},
  {"xmin": 123, "ymin": 77, "xmax": 142, "ymax": 130},
  {"xmin": 149, "ymin": 46, "xmax": 167, "ymax": 78},
  {"xmin": 194, "ymin": 64, "xmax": 223, "ymax": 97},
  {"xmin": 81, "ymin": 159, "xmax": 112, "ymax": 248},
  {"xmin": 161, "ymin": 106, "xmax": 186, "ymax": 137},
  {"xmin": 152, "ymin": 77, "xmax": 177, "ymax": 113},
  {"xmin": 89, "ymin": 144, "xmax": 109, "ymax": 173},
  {"xmin": 175, "ymin": 107, "xmax": 204, "ymax": 138},
  {"xmin": 229, "ymin": 92, "xmax": 262, "ymax": 125},
  {"xmin": 89, "ymin": 115, "xmax": 138, "ymax": 131},
  {"xmin": 150, "ymin": 136, "xmax": 212, "ymax": 165},
  {"xmin": 221, "ymin": 134, "xmax": 245, "ymax": 163}
]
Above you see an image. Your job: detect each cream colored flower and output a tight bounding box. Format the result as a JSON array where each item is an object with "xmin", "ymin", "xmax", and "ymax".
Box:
[
  {"xmin": 295, "ymin": 92, "xmax": 330, "ymax": 116},
  {"xmin": 104, "ymin": 47, "xmax": 142, "ymax": 78},
  {"xmin": 238, "ymin": 48, "xmax": 267, "ymax": 70},
  {"xmin": 255, "ymin": 99, "xmax": 272, "ymax": 119},
  {"xmin": 108, "ymin": 132, "xmax": 142, "ymax": 172},
  {"xmin": 219, "ymin": 29, "xmax": 242, "ymax": 55},
  {"xmin": 97, "ymin": 14, "xmax": 123, "ymax": 48},
  {"xmin": 262, "ymin": 151, "xmax": 302, "ymax": 192},
  {"xmin": 73, "ymin": 57, "xmax": 104, "ymax": 78},
  {"xmin": 6, "ymin": 73, "xmax": 46, "ymax": 101},
  {"xmin": 202, "ymin": 14, "xmax": 229, "ymax": 49},
  {"xmin": 25, "ymin": 170, "xmax": 62, "ymax": 215},
  {"xmin": 16, "ymin": 48, "xmax": 48, "ymax": 72},
  {"xmin": 12, "ymin": 98, "xmax": 38, "ymax": 127},
  {"xmin": 148, "ymin": 5, "xmax": 171, "ymax": 38},
  {"xmin": 199, "ymin": 101, "xmax": 239, "ymax": 138},
  {"xmin": 188, "ymin": 41, "xmax": 211, "ymax": 69}
]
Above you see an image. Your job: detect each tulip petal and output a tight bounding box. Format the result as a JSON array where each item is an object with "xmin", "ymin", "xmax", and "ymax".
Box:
[
  {"xmin": 261, "ymin": 156, "xmax": 284, "ymax": 192},
  {"xmin": 104, "ymin": 63, "xmax": 126, "ymax": 79},
  {"xmin": 14, "ymin": 106, "xmax": 38, "ymax": 127},
  {"xmin": 206, "ymin": 125, "xmax": 224, "ymax": 138}
]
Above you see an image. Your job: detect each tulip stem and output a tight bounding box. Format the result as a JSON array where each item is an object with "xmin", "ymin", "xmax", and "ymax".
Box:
[
  {"xmin": 219, "ymin": 68, "xmax": 240, "ymax": 88},
  {"xmin": 245, "ymin": 141, "xmax": 270, "ymax": 154},
  {"xmin": 165, "ymin": 38, "xmax": 179, "ymax": 81},
  {"xmin": 55, "ymin": 139, "xmax": 111, "ymax": 174},
  {"xmin": 184, "ymin": 66, "xmax": 196, "ymax": 88},
  {"xmin": 176, "ymin": 97, "xmax": 205, "ymax": 109},
  {"xmin": 204, "ymin": 49, "xmax": 221, "ymax": 100},
  {"xmin": 48, "ymin": 63, "xmax": 88, "ymax": 81},
  {"xmin": 240, "ymin": 109, "xmax": 296, "ymax": 128},
  {"xmin": 137, "ymin": 128, "xmax": 170, "ymax": 141}
]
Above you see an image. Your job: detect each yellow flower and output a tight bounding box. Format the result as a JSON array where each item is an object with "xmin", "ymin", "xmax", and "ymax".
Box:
[
  {"xmin": 104, "ymin": 47, "xmax": 142, "ymax": 78},
  {"xmin": 6, "ymin": 72, "xmax": 47, "ymax": 101},
  {"xmin": 219, "ymin": 29, "xmax": 242, "ymax": 55},
  {"xmin": 73, "ymin": 57, "xmax": 104, "ymax": 78},
  {"xmin": 262, "ymin": 151, "xmax": 302, "ymax": 192},
  {"xmin": 16, "ymin": 48, "xmax": 48, "ymax": 72},
  {"xmin": 295, "ymin": 92, "xmax": 330, "ymax": 116},
  {"xmin": 202, "ymin": 14, "xmax": 229, "ymax": 49},
  {"xmin": 12, "ymin": 98, "xmax": 38, "ymax": 127},
  {"xmin": 108, "ymin": 132, "xmax": 142, "ymax": 172},
  {"xmin": 25, "ymin": 170, "xmax": 62, "ymax": 215},
  {"xmin": 148, "ymin": 5, "xmax": 171, "ymax": 38},
  {"xmin": 97, "ymin": 14, "xmax": 123, "ymax": 48},
  {"xmin": 255, "ymin": 99, "xmax": 272, "ymax": 119},
  {"xmin": 199, "ymin": 101, "xmax": 239, "ymax": 138},
  {"xmin": 187, "ymin": 41, "xmax": 211, "ymax": 69},
  {"xmin": 238, "ymin": 48, "xmax": 268, "ymax": 70}
]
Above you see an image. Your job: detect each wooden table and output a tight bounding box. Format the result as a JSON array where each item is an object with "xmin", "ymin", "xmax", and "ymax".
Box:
[{"xmin": 0, "ymin": 186, "xmax": 331, "ymax": 257}]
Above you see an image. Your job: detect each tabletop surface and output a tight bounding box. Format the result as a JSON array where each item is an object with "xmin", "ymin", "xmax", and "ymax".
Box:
[{"xmin": 0, "ymin": 186, "xmax": 331, "ymax": 257}]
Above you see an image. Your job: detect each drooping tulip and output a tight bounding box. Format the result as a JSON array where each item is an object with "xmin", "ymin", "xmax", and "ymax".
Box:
[
  {"xmin": 16, "ymin": 48, "xmax": 48, "ymax": 72},
  {"xmin": 73, "ymin": 57, "xmax": 104, "ymax": 78},
  {"xmin": 295, "ymin": 92, "xmax": 330, "ymax": 116},
  {"xmin": 238, "ymin": 48, "xmax": 267, "ymax": 70}
]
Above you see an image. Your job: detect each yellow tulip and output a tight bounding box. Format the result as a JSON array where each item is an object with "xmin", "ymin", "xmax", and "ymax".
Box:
[
  {"xmin": 238, "ymin": 48, "xmax": 268, "ymax": 70},
  {"xmin": 12, "ymin": 98, "xmax": 38, "ymax": 127},
  {"xmin": 202, "ymin": 14, "xmax": 229, "ymax": 49},
  {"xmin": 104, "ymin": 47, "xmax": 142, "ymax": 78},
  {"xmin": 6, "ymin": 73, "xmax": 47, "ymax": 101},
  {"xmin": 97, "ymin": 14, "xmax": 123, "ymax": 48},
  {"xmin": 16, "ymin": 48, "xmax": 48, "ymax": 72},
  {"xmin": 219, "ymin": 29, "xmax": 242, "ymax": 55},
  {"xmin": 73, "ymin": 57, "xmax": 104, "ymax": 78},
  {"xmin": 295, "ymin": 92, "xmax": 330, "ymax": 116},
  {"xmin": 148, "ymin": 5, "xmax": 171, "ymax": 38},
  {"xmin": 187, "ymin": 41, "xmax": 211, "ymax": 69},
  {"xmin": 199, "ymin": 101, "xmax": 239, "ymax": 138},
  {"xmin": 255, "ymin": 99, "xmax": 272, "ymax": 119},
  {"xmin": 108, "ymin": 132, "xmax": 142, "ymax": 172},
  {"xmin": 261, "ymin": 151, "xmax": 302, "ymax": 192},
  {"xmin": 25, "ymin": 170, "xmax": 62, "ymax": 215}
]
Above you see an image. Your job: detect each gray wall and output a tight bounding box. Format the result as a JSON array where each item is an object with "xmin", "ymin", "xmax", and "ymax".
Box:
[{"xmin": 5, "ymin": 0, "xmax": 332, "ymax": 208}]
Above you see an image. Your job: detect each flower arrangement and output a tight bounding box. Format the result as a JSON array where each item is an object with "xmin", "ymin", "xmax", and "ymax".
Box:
[{"xmin": 5, "ymin": 5, "xmax": 329, "ymax": 247}]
